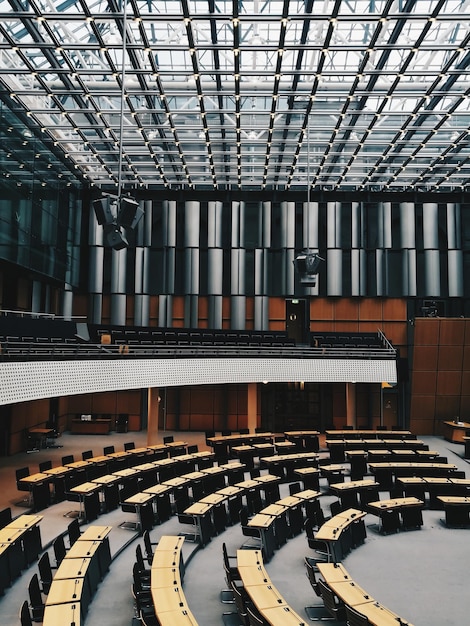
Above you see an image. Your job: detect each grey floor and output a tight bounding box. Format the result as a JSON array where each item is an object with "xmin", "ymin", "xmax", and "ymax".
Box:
[{"xmin": 1, "ymin": 430, "xmax": 469, "ymax": 626}]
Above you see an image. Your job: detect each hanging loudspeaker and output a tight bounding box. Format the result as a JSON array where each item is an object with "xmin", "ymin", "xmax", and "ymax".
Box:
[
  {"xmin": 117, "ymin": 197, "xmax": 144, "ymax": 229},
  {"xmin": 93, "ymin": 197, "xmax": 116, "ymax": 226},
  {"xmin": 104, "ymin": 224, "xmax": 128, "ymax": 250}
]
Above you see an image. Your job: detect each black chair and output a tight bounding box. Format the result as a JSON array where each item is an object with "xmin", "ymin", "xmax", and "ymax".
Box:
[
  {"xmin": 0, "ymin": 506, "xmax": 12, "ymax": 529},
  {"xmin": 82, "ymin": 449, "xmax": 93, "ymax": 461},
  {"xmin": 104, "ymin": 482, "xmax": 120, "ymax": 512},
  {"xmin": 246, "ymin": 604, "xmax": 266, "ymax": 626},
  {"xmin": 221, "ymin": 429, "xmax": 232, "ymax": 436},
  {"xmin": 37, "ymin": 552, "xmax": 53, "ymax": 594},
  {"xmin": 52, "ymin": 534, "xmax": 66, "ymax": 567},
  {"xmin": 345, "ymin": 604, "xmax": 372, "ymax": 626},
  {"xmin": 84, "ymin": 490, "xmax": 100, "ymax": 522},
  {"xmin": 249, "ymin": 468, "xmax": 261, "ymax": 480},
  {"xmin": 103, "ymin": 445, "xmax": 115, "ymax": 455},
  {"xmin": 61, "ymin": 454, "xmax": 74, "ymax": 465},
  {"xmin": 124, "ymin": 441, "xmax": 136, "ymax": 451},
  {"xmin": 135, "ymin": 544, "xmax": 151, "ymax": 580},
  {"xmin": 317, "ymin": 579, "xmax": 346, "ymax": 621},
  {"xmin": 163, "ymin": 435, "xmax": 174, "ymax": 444},
  {"xmin": 38, "ymin": 460, "xmax": 52, "ymax": 472},
  {"xmin": 16, "ymin": 466, "xmax": 31, "ymax": 503},
  {"xmin": 67, "ymin": 517, "xmax": 82, "ymax": 546},
  {"xmin": 28, "ymin": 573, "xmax": 45, "ymax": 622},
  {"xmin": 142, "ymin": 529, "xmax": 157, "ymax": 565},
  {"xmin": 205, "ymin": 430, "xmax": 216, "ymax": 445},
  {"xmin": 289, "ymin": 482, "xmax": 302, "ymax": 496},
  {"xmin": 19, "ymin": 600, "xmax": 33, "ymax": 626},
  {"xmin": 304, "ymin": 517, "xmax": 329, "ymax": 562},
  {"xmin": 239, "ymin": 507, "xmax": 262, "ymax": 550},
  {"xmin": 239, "ymin": 428, "xmax": 250, "ymax": 435},
  {"xmin": 230, "ymin": 579, "xmax": 251, "ymax": 626},
  {"xmin": 187, "ymin": 444, "xmax": 199, "ymax": 454}
]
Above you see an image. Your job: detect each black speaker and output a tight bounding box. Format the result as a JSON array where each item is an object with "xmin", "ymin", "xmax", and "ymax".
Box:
[
  {"xmin": 93, "ymin": 197, "xmax": 116, "ymax": 226},
  {"xmin": 117, "ymin": 197, "xmax": 143, "ymax": 229},
  {"xmin": 104, "ymin": 224, "xmax": 128, "ymax": 250}
]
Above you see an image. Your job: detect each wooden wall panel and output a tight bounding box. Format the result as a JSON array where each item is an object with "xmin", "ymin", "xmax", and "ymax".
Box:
[
  {"xmin": 461, "ymin": 371, "xmax": 470, "ymax": 392},
  {"xmin": 410, "ymin": 395, "xmax": 436, "ymax": 420},
  {"xmin": 412, "ymin": 371, "xmax": 437, "ymax": 394},
  {"xmin": 438, "ymin": 345, "xmax": 464, "ymax": 370},
  {"xmin": 382, "ymin": 299, "xmax": 407, "ymax": 320},
  {"xmin": 459, "ymin": 395, "xmax": 470, "ymax": 415},
  {"xmin": 436, "ymin": 371, "xmax": 462, "ymax": 395},
  {"xmin": 359, "ymin": 299, "xmax": 383, "ymax": 320},
  {"xmin": 381, "ymin": 322, "xmax": 407, "ymax": 346},
  {"xmin": 268, "ymin": 297, "xmax": 286, "ymax": 321},
  {"xmin": 435, "ymin": 395, "xmax": 461, "ymax": 420},
  {"xmin": 439, "ymin": 319, "xmax": 465, "ymax": 345},
  {"xmin": 413, "ymin": 319, "xmax": 440, "ymax": 345},
  {"xmin": 412, "ymin": 346, "xmax": 438, "ymax": 371},
  {"xmin": 334, "ymin": 299, "xmax": 359, "ymax": 320},
  {"xmin": 411, "ymin": 418, "xmax": 435, "ymax": 435},
  {"xmin": 310, "ymin": 298, "xmax": 335, "ymax": 321}
]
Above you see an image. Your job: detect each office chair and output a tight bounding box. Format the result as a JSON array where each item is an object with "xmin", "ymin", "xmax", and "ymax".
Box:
[
  {"xmin": 61, "ymin": 454, "xmax": 74, "ymax": 465},
  {"xmin": 82, "ymin": 449, "xmax": 93, "ymax": 461},
  {"xmin": 52, "ymin": 535, "xmax": 66, "ymax": 567},
  {"xmin": 345, "ymin": 604, "xmax": 372, "ymax": 626},
  {"xmin": 246, "ymin": 605, "xmax": 267, "ymax": 626},
  {"xmin": 28, "ymin": 573, "xmax": 45, "ymax": 622},
  {"xmin": 124, "ymin": 441, "xmax": 135, "ymax": 451},
  {"xmin": 163, "ymin": 435, "xmax": 174, "ymax": 444},
  {"xmin": 67, "ymin": 518, "xmax": 82, "ymax": 547},
  {"xmin": 317, "ymin": 579, "xmax": 346, "ymax": 621},
  {"xmin": 38, "ymin": 460, "xmax": 52, "ymax": 472},
  {"xmin": 103, "ymin": 445, "xmax": 115, "ymax": 455},
  {"xmin": 19, "ymin": 600, "xmax": 33, "ymax": 626},
  {"xmin": 37, "ymin": 552, "xmax": 53, "ymax": 594}
]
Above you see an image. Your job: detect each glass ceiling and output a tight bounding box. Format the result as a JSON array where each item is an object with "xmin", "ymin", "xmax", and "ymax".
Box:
[{"xmin": 0, "ymin": 0, "xmax": 469, "ymax": 193}]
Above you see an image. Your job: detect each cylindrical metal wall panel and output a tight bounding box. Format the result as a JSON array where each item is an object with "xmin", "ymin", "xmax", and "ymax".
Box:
[
  {"xmin": 261, "ymin": 202, "xmax": 271, "ymax": 248},
  {"xmin": 400, "ymin": 202, "xmax": 415, "ymax": 249},
  {"xmin": 424, "ymin": 250, "xmax": 441, "ymax": 296},
  {"xmin": 184, "ymin": 248, "xmax": 199, "ymax": 295},
  {"xmin": 422, "ymin": 203, "xmax": 439, "ymax": 250},
  {"xmin": 88, "ymin": 246, "xmax": 104, "ymax": 294},
  {"xmin": 111, "ymin": 247, "xmax": 127, "ymax": 293},
  {"xmin": 135, "ymin": 200, "xmax": 152, "ymax": 248},
  {"xmin": 90, "ymin": 294, "xmax": 102, "ymax": 323},
  {"xmin": 280, "ymin": 202, "xmax": 295, "ymax": 248},
  {"xmin": 351, "ymin": 249, "xmax": 367, "ymax": 296},
  {"xmin": 303, "ymin": 201, "xmax": 319, "ymax": 249},
  {"xmin": 447, "ymin": 202, "xmax": 461, "ymax": 249},
  {"xmin": 184, "ymin": 295, "xmax": 198, "ymax": 327},
  {"xmin": 327, "ymin": 249, "xmax": 342, "ymax": 296},
  {"xmin": 208, "ymin": 201, "xmax": 223, "ymax": 247},
  {"xmin": 231, "ymin": 248, "xmax": 245, "ymax": 294},
  {"xmin": 184, "ymin": 201, "xmax": 200, "ymax": 248},
  {"xmin": 231, "ymin": 295, "xmax": 246, "ymax": 330},
  {"xmin": 135, "ymin": 247, "xmax": 144, "ymax": 296},
  {"xmin": 254, "ymin": 249, "xmax": 268, "ymax": 295},
  {"xmin": 376, "ymin": 249, "xmax": 385, "ymax": 296},
  {"xmin": 208, "ymin": 295, "xmax": 222, "ymax": 329},
  {"xmin": 377, "ymin": 202, "xmax": 392, "ymax": 249},
  {"xmin": 254, "ymin": 295, "xmax": 269, "ymax": 330},
  {"xmin": 351, "ymin": 202, "xmax": 363, "ymax": 248},
  {"xmin": 110, "ymin": 294, "xmax": 126, "ymax": 325},
  {"xmin": 62, "ymin": 285, "xmax": 73, "ymax": 320},
  {"xmin": 231, "ymin": 201, "xmax": 245, "ymax": 247},
  {"xmin": 208, "ymin": 248, "xmax": 223, "ymax": 295},
  {"xmin": 158, "ymin": 294, "xmax": 172, "ymax": 326},
  {"xmin": 88, "ymin": 207, "xmax": 103, "ymax": 246},
  {"xmin": 327, "ymin": 202, "xmax": 341, "ymax": 248},
  {"xmin": 402, "ymin": 249, "xmax": 417, "ymax": 296},
  {"xmin": 162, "ymin": 200, "xmax": 177, "ymax": 247},
  {"xmin": 448, "ymin": 250, "xmax": 464, "ymax": 297},
  {"xmin": 283, "ymin": 248, "xmax": 296, "ymax": 296},
  {"xmin": 134, "ymin": 295, "xmax": 150, "ymax": 326},
  {"xmin": 164, "ymin": 248, "xmax": 176, "ymax": 293}
]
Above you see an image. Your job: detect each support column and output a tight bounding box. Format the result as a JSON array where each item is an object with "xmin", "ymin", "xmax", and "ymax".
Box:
[
  {"xmin": 247, "ymin": 383, "xmax": 258, "ymax": 433},
  {"xmin": 146, "ymin": 388, "xmax": 161, "ymax": 446},
  {"xmin": 345, "ymin": 383, "xmax": 356, "ymax": 428}
]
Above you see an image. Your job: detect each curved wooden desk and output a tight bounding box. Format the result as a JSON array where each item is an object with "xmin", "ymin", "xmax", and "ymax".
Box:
[
  {"xmin": 151, "ymin": 535, "xmax": 198, "ymax": 626},
  {"xmin": 237, "ymin": 549, "xmax": 306, "ymax": 626}
]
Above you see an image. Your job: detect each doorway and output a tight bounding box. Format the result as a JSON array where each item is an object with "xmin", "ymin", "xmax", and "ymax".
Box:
[{"xmin": 285, "ymin": 298, "xmax": 309, "ymax": 345}]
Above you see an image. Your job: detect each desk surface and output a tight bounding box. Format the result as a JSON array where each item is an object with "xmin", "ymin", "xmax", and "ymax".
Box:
[
  {"xmin": 248, "ymin": 513, "xmax": 276, "ymax": 529},
  {"xmin": 55, "ymin": 557, "xmax": 91, "ymax": 580},
  {"xmin": 154, "ymin": 535, "xmax": 185, "ymax": 553},
  {"xmin": 354, "ymin": 601, "xmax": 413, "ymax": 626},
  {"xmin": 46, "ymin": 577, "xmax": 84, "ymax": 606},
  {"xmin": 327, "ymin": 579, "xmax": 374, "ymax": 608},
  {"xmin": 6, "ymin": 514, "xmax": 43, "ymax": 529},
  {"xmin": 317, "ymin": 562, "xmax": 353, "ymax": 583},
  {"xmin": 154, "ymin": 608, "xmax": 199, "ymax": 626},
  {"xmin": 65, "ymin": 540, "xmax": 101, "ymax": 559},
  {"xmin": 43, "ymin": 601, "xmax": 81, "ymax": 626},
  {"xmin": 367, "ymin": 497, "xmax": 424, "ymax": 511},
  {"xmin": 78, "ymin": 526, "xmax": 112, "ymax": 541}
]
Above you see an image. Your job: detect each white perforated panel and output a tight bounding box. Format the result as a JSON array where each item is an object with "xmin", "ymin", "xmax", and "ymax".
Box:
[{"xmin": 0, "ymin": 358, "xmax": 397, "ymax": 406}]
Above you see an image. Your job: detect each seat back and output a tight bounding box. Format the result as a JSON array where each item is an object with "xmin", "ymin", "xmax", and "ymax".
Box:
[
  {"xmin": 103, "ymin": 445, "xmax": 115, "ymax": 455},
  {"xmin": 53, "ymin": 534, "xmax": 66, "ymax": 566},
  {"xmin": 187, "ymin": 444, "xmax": 199, "ymax": 454},
  {"xmin": 67, "ymin": 518, "xmax": 81, "ymax": 546},
  {"xmin": 124, "ymin": 441, "xmax": 135, "ymax": 451},
  {"xmin": 82, "ymin": 449, "xmax": 93, "ymax": 461},
  {"xmin": 163, "ymin": 435, "xmax": 174, "ymax": 444},
  {"xmin": 305, "ymin": 557, "xmax": 321, "ymax": 596},
  {"xmin": 61, "ymin": 454, "xmax": 74, "ymax": 465},
  {"xmin": 16, "ymin": 466, "xmax": 30, "ymax": 486},
  {"xmin": 246, "ymin": 605, "xmax": 265, "ymax": 626},
  {"xmin": 0, "ymin": 506, "xmax": 12, "ymax": 529},
  {"xmin": 38, "ymin": 552, "xmax": 53, "ymax": 594},
  {"xmin": 28, "ymin": 573, "xmax": 45, "ymax": 622},
  {"xmin": 345, "ymin": 605, "xmax": 372, "ymax": 626},
  {"xmin": 318, "ymin": 579, "xmax": 345, "ymax": 620},
  {"xmin": 39, "ymin": 460, "xmax": 52, "ymax": 472},
  {"xmin": 19, "ymin": 600, "xmax": 33, "ymax": 626}
]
